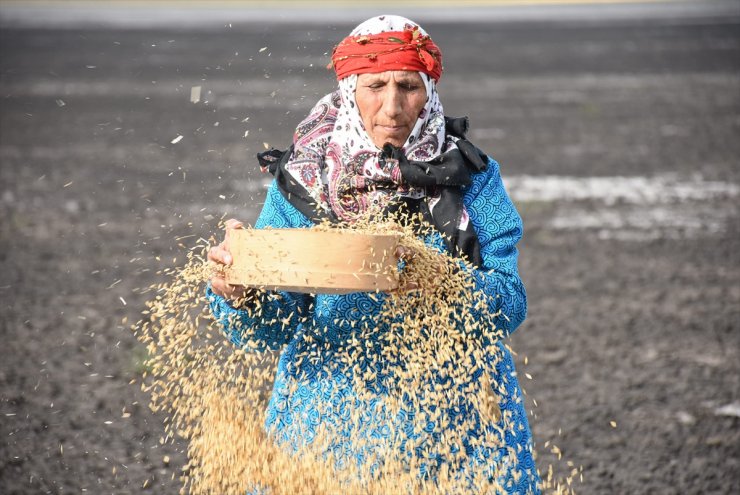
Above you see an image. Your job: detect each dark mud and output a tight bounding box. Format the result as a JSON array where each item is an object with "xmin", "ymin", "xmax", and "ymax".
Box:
[{"xmin": 1, "ymin": 13, "xmax": 739, "ymax": 494}]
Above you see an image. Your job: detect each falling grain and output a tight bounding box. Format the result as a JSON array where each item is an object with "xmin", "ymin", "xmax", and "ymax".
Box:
[{"xmin": 132, "ymin": 212, "xmax": 578, "ymax": 494}]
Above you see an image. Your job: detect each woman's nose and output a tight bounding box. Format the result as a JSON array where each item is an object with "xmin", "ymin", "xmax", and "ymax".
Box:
[{"xmin": 381, "ymin": 87, "xmax": 403, "ymax": 118}]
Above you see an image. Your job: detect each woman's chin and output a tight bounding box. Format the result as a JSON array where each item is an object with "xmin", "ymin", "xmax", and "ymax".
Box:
[{"xmin": 374, "ymin": 136, "xmax": 407, "ymax": 149}]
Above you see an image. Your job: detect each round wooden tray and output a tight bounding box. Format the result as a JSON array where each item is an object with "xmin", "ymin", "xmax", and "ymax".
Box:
[{"xmin": 224, "ymin": 228, "xmax": 401, "ymax": 294}]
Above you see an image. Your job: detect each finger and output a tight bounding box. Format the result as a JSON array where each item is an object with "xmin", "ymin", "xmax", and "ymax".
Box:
[
  {"xmin": 221, "ymin": 244, "xmax": 232, "ymax": 266},
  {"xmin": 211, "ymin": 277, "xmax": 249, "ymax": 300},
  {"xmin": 210, "ymin": 276, "xmax": 228, "ymax": 297},
  {"xmin": 224, "ymin": 218, "xmax": 245, "ymax": 230},
  {"xmin": 208, "ymin": 244, "xmax": 231, "ymax": 265},
  {"xmin": 207, "ymin": 245, "xmax": 221, "ymax": 263},
  {"xmin": 395, "ymin": 245, "xmax": 406, "ymax": 260},
  {"xmin": 395, "ymin": 245, "xmax": 417, "ymax": 261}
]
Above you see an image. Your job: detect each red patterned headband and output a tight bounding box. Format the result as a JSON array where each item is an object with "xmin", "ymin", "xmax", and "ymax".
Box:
[{"xmin": 330, "ymin": 27, "xmax": 443, "ymax": 82}]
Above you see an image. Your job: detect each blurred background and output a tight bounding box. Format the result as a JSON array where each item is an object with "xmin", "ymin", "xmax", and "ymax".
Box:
[{"xmin": 1, "ymin": 0, "xmax": 739, "ymax": 493}]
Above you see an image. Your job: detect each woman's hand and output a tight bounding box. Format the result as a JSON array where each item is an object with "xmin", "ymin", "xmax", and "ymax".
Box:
[
  {"xmin": 208, "ymin": 219, "xmax": 253, "ymax": 301},
  {"xmin": 394, "ymin": 244, "xmax": 422, "ymax": 291},
  {"xmin": 393, "ymin": 243, "xmax": 447, "ymax": 292}
]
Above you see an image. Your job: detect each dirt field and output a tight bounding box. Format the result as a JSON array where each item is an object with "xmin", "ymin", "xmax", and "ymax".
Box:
[{"xmin": 1, "ymin": 7, "xmax": 739, "ymax": 494}]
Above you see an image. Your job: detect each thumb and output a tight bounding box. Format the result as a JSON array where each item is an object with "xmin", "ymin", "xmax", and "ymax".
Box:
[{"xmin": 224, "ymin": 218, "xmax": 245, "ymax": 230}]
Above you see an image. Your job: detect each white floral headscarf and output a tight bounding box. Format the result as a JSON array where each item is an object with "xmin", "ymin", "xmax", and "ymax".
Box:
[{"xmin": 283, "ymin": 15, "xmax": 457, "ymax": 222}]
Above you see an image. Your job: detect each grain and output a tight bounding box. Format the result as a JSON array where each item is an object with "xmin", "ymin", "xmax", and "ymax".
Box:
[{"xmin": 133, "ymin": 212, "xmax": 579, "ymax": 494}]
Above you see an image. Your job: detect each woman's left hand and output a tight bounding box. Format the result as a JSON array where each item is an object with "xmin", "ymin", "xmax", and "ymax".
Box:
[{"xmin": 393, "ymin": 244, "xmax": 448, "ymax": 292}]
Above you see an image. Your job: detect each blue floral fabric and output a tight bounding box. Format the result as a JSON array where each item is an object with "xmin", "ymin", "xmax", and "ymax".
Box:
[{"xmin": 208, "ymin": 157, "xmax": 539, "ymax": 494}]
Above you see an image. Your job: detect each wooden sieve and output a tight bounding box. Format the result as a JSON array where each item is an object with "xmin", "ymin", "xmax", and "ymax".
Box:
[{"xmin": 224, "ymin": 228, "xmax": 401, "ymax": 294}]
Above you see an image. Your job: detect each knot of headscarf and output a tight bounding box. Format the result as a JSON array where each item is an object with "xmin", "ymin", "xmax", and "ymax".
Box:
[
  {"xmin": 330, "ymin": 26, "xmax": 443, "ymax": 82},
  {"xmin": 257, "ymin": 113, "xmax": 489, "ymax": 267}
]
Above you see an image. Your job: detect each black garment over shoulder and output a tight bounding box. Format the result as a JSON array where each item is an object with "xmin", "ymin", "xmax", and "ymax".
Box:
[{"xmin": 256, "ymin": 116, "xmax": 487, "ymax": 267}]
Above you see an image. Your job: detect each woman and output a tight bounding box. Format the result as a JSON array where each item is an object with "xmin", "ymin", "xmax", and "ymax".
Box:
[{"xmin": 208, "ymin": 15, "xmax": 539, "ymax": 494}]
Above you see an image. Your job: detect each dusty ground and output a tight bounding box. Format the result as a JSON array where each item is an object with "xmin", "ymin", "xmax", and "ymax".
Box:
[{"xmin": 1, "ymin": 8, "xmax": 739, "ymax": 494}]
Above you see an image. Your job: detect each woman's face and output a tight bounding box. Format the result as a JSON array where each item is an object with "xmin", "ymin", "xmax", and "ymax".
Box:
[{"xmin": 355, "ymin": 71, "xmax": 427, "ymax": 149}]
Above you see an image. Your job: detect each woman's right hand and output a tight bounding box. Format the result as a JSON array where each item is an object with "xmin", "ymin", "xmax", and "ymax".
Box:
[{"xmin": 208, "ymin": 219, "xmax": 252, "ymax": 301}]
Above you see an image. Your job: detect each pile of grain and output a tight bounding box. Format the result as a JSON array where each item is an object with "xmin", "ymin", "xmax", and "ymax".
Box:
[{"xmin": 134, "ymin": 213, "xmax": 580, "ymax": 494}]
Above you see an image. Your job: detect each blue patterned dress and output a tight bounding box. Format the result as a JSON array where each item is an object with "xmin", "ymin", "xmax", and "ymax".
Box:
[{"xmin": 208, "ymin": 157, "xmax": 540, "ymax": 494}]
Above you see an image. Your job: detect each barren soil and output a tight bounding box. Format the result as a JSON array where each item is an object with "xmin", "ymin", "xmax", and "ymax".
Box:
[{"xmin": 1, "ymin": 14, "xmax": 739, "ymax": 494}]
